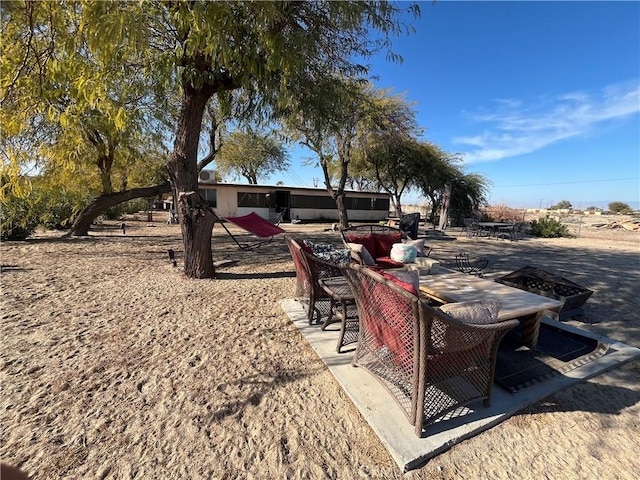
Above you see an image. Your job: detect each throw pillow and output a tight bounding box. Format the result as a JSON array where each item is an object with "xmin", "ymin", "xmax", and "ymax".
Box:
[
  {"xmin": 346, "ymin": 233, "xmax": 376, "ymax": 260},
  {"xmin": 390, "ymin": 243, "xmax": 417, "ymax": 263},
  {"xmin": 373, "ymin": 232, "xmax": 403, "ymax": 258},
  {"xmin": 346, "ymin": 242, "xmax": 376, "ymax": 265},
  {"xmin": 316, "ymin": 249, "xmax": 352, "ymax": 265},
  {"xmin": 402, "ymin": 238, "xmax": 427, "ymax": 257},
  {"xmin": 302, "ymin": 240, "xmax": 333, "ymax": 255},
  {"xmin": 439, "ymin": 300, "xmax": 501, "ymax": 325}
]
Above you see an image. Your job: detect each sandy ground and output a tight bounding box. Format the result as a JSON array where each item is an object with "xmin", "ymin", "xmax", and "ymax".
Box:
[{"xmin": 1, "ymin": 214, "xmax": 639, "ymax": 479}]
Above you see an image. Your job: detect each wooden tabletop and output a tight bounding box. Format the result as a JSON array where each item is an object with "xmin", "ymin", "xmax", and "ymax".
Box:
[{"xmin": 418, "ymin": 268, "xmax": 562, "ymax": 321}]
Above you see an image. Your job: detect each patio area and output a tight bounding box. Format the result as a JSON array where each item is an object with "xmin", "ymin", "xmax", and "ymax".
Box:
[{"xmin": 281, "ymin": 297, "xmax": 640, "ymax": 472}]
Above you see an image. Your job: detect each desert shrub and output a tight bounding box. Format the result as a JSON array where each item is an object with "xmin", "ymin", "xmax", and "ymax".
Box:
[
  {"xmin": 0, "ymin": 193, "xmax": 41, "ymax": 240},
  {"xmin": 479, "ymin": 212, "xmax": 493, "ymax": 222},
  {"xmin": 38, "ymin": 188, "xmax": 87, "ymax": 230},
  {"xmin": 529, "ymin": 217, "xmax": 572, "ymax": 238},
  {"xmin": 480, "ymin": 204, "xmax": 526, "ymax": 222},
  {"xmin": 122, "ymin": 198, "xmax": 149, "ymax": 214},
  {"xmin": 104, "ymin": 198, "xmax": 150, "ymax": 220}
]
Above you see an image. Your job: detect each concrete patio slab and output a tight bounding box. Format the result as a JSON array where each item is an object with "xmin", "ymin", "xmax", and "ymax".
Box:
[{"xmin": 280, "ymin": 298, "xmax": 640, "ymax": 472}]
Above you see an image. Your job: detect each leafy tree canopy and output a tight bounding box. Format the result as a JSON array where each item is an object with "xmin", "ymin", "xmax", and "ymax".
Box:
[
  {"xmin": 608, "ymin": 201, "xmax": 632, "ymax": 214},
  {"xmin": 549, "ymin": 200, "xmax": 572, "ymax": 210},
  {"xmin": 215, "ymin": 129, "xmax": 290, "ymax": 184},
  {"xmin": 2, "ymin": 0, "xmax": 421, "ymax": 274}
]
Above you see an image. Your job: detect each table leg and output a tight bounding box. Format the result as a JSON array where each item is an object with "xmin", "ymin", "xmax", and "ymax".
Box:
[{"xmin": 521, "ymin": 311, "xmax": 543, "ymax": 348}]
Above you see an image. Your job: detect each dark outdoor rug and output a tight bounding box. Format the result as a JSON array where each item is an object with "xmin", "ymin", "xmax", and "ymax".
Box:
[{"xmin": 495, "ymin": 322, "xmax": 610, "ymax": 393}]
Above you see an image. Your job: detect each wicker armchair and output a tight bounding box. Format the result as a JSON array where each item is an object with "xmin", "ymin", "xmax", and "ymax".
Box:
[
  {"xmin": 284, "ymin": 235, "xmax": 343, "ymax": 325},
  {"xmin": 341, "ymin": 264, "xmax": 518, "ymax": 437}
]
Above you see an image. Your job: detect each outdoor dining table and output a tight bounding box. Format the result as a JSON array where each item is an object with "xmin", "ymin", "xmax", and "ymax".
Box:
[
  {"xmin": 477, "ymin": 222, "xmax": 515, "ymax": 237},
  {"xmin": 418, "ymin": 268, "xmax": 562, "ymax": 348}
]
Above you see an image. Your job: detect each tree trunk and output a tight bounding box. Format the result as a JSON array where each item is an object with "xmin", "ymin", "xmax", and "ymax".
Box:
[
  {"xmin": 335, "ymin": 193, "xmax": 349, "ymax": 229},
  {"xmin": 177, "ymin": 191, "xmax": 216, "ymax": 278},
  {"xmin": 67, "ymin": 182, "xmax": 171, "ymax": 236},
  {"xmin": 166, "ymin": 85, "xmax": 216, "ymax": 278},
  {"xmin": 392, "ymin": 194, "xmax": 403, "ymax": 218},
  {"xmin": 438, "ymin": 182, "xmax": 452, "ymax": 231}
]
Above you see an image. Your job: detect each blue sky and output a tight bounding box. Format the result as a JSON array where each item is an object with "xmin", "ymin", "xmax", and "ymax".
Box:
[{"xmin": 263, "ymin": 1, "xmax": 640, "ymax": 210}]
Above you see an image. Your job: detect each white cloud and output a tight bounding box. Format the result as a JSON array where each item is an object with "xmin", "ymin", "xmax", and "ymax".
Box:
[{"xmin": 453, "ymin": 81, "xmax": 640, "ymax": 163}]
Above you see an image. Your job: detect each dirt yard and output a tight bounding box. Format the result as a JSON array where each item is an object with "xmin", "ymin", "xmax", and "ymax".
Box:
[{"xmin": 1, "ymin": 214, "xmax": 638, "ymax": 479}]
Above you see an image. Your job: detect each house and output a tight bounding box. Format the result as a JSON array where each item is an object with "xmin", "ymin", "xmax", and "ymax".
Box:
[{"xmin": 197, "ymin": 181, "xmax": 390, "ymax": 223}]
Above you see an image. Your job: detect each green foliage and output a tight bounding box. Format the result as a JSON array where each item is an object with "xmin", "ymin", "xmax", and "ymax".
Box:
[
  {"xmin": 351, "ymin": 87, "xmax": 424, "ymax": 214},
  {"xmin": 215, "ymin": 129, "xmax": 290, "ymax": 184},
  {"xmin": 104, "ymin": 198, "xmax": 149, "ymax": 220},
  {"xmin": 0, "ymin": 184, "xmax": 40, "ymax": 240},
  {"xmin": 448, "ymin": 172, "xmax": 491, "ymax": 221},
  {"xmin": 529, "ymin": 217, "xmax": 572, "ymax": 238},
  {"xmin": 37, "ymin": 188, "xmax": 86, "ymax": 230},
  {"xmin": 608, "ymin": 201, "xmax": 632, "ymax": 214},
  {"xmin": 549, "ymin": 200, "xmax": 572, "ymax": 210},
  {"xmin": 0, "ymin": 169, "xmax": 38, "ymax": 240},
  {"xmin": 1, "ymin": 0, "xmax": 176, "ymax": 230}
]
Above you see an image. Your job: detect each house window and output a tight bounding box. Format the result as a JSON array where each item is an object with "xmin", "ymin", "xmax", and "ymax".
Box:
[
  {"xmin": 199, "ymin": 188, "xmax": 217, "ymax": 207},
  {"xmin": 237, "ymin": 192, "xmax": 269, "ymax": 207}
]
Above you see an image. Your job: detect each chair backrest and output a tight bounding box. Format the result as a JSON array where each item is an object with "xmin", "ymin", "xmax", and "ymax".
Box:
[
  {"xmin": 342, "ymin": 264, "xmax": 420, "ymax": 377},
  {"xmin": 340, "ymin": 225, "xmax": 407, "ymax": 250},
  {"xmin": 285, "ymin": 235, "xmax": 344, "ymax": 296},
  {"xmin": 342, "ymin": 263, "xmax": 519, "ymax": 436},
  {"xmin": 399, "ymin": 213, "xmax": 420, "ymax": 239},
  {"xmin": 284, "ymin": 235, "xmax": 313, "ymax": 299}
]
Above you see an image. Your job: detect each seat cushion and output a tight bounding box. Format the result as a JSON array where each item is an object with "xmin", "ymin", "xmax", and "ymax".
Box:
[
  {"xmin": 346, "ymin": 233, "xmax": 376, "ymax": 259},
  {"xmin": 374, "ymin": 257, "xmax": 405, "ymax": 270},
  {"xmin": 381, "ymin": 269, "xmax": 420, "ymax": 297},
  {"xmin": 373, "ymin": 232, "xmax": 403, "ymax": 257}
]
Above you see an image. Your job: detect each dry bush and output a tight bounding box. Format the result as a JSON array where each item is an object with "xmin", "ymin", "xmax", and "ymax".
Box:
[{"xmin": 481, "ymin": 204, "xmax": 526, "ymax": 222}]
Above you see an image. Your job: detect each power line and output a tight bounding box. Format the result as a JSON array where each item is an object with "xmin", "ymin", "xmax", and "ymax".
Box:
[{"xmin": 493, "ymin": 177, "xmax": 639, "ymax": 188}]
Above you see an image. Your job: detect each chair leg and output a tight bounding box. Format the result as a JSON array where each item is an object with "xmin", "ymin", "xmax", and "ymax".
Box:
[{"xmin": 308, "ymin": 296, "xmax": 316, "ymax": 325}]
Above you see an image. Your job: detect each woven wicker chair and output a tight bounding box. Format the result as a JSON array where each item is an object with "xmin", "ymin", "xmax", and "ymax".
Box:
[
  {"xmin": 341, "ymin": 263, "xmax": 518, "ymax": 437},
  {"xmin": 284, "ymin": 235, "xmax": 343, "ymax": 325}
]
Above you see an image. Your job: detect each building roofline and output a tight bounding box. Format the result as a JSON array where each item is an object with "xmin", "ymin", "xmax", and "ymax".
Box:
[{"xmin": 199, "ymin": 181, "xmax": 390, "ymax": 197}]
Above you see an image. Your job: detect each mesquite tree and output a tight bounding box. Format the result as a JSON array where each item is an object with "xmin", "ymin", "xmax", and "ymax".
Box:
[
  {"xmin": 4, "ymin": 1, "xmax": 419, "ymax": 277},
  {"xmin": 1, "ymin": 1, "xmax": 175, "ymax": 236}
]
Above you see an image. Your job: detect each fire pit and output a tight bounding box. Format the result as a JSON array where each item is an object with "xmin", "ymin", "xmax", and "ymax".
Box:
[{"xmin": 495, "ymin": 266, "xmax": 594, "ymax": 321}]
